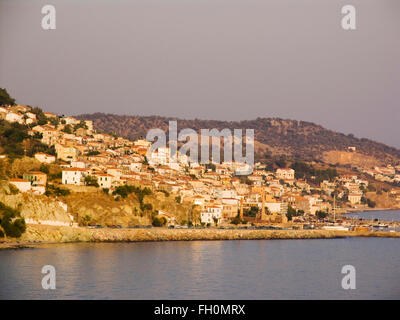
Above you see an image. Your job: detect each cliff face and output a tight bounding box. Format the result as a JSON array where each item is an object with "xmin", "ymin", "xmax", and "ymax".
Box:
[
  {"xmin": 0, "ymin": 182, "xmax": 71, "ymax": 223},
  {"xmin": 0, "ymin": 181, "xmax": 195, "ymax": 229},
  {"xmin": 60, "ymin": 188, "xmax": 195, "ymax": 227}
]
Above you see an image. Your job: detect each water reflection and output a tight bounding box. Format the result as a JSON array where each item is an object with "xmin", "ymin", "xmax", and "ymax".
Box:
[{"xmin": 0, "ymin": 238, "xmax": 399, "ymax": 299}]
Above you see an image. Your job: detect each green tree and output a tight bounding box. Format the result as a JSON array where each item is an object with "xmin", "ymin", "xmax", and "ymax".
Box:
[
  {"xmin": 73, "ymin": 120, "xmax": 88, "ymax": 132},
  {"xmin": 39, "ymin": 163, "xmax": 50, "ymax": 174},
  {"xmin": 244, "ymin": 206, "xmax": 259, "ymax": 217},
  {"xmin": 316, "ymin": 211, "xmax": 328, "ymax": 220},
  {"xmin": 213, "ymin": 216, "xmax": 219, "ymax": 227},
  {"xmin": 231, "ymin": 213, "xmax": 243, "ymax": 225},
  {"xmin": 0, "ymin": 88, "xmax": 16, "ymax": 106},
  {"xmin": 84, "ymin": 175, "xmax": 99, "ymax": 187},
  {"xmin": 0, "ymin": 201, "xmax": 26, "ymax": 238},
  {"xmin": 152, "ymin": 216, "xmax": 167, "ymax": 227},
  {"xmin": 81, "ymin": 215, "xmax": 92, "ymax": 226},
  {"xmin": 286, "ymin": 205, "xmax": 303, "ymax": 221},
  {"xmin": 62, "ymin": 125, "xmax": 72, "ymax": 134},
  {"xmin": 31, "ymin": 107, "xmax": 47, "ymax": 125}
]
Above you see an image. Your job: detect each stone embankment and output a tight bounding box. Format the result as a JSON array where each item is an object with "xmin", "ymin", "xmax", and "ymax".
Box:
[{"xmin": 1, "ymin": 224, "xmax": 399, "ymax": 249}]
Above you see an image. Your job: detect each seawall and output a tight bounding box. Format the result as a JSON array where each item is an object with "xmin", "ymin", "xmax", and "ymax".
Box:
[{"xmin": 0, "ymin": 224, "xmax": 399, "ymax": 249}]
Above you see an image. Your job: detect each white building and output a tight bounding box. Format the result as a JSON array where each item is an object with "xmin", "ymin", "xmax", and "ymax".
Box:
[
  {"xmin": 348, "ymin": 193, "xmax": 362, "ymax": 205},
  {"xmin": 32, "ymin": 185, "xmax": 46, "ymax": 195},
  {"xmin": 9, "ymin": 179, "xmax": 31, "ymax": 192},
  {"xmin": 276, "ymin": 168, "xmax": 295, "ymax": 180},
  {"xmin": 264, "ymin": 201, "xmax": 288, "ymax": 215},
  {"xmin": 95, "ymin": 173, "xmax": 113, "ymax": 189},
  {"xmin": 5, "ymin": 112, "xmax": 24, "ymax": 124},
  {"xmin": 150, "ymin": 147, "xmax": 170, "ymax": 165},
  {"xmin": 129, "ymin": 162, "xmax": 142, "ymax": 172},
  {"xmin": 71, "ymin": 160, "xmax": 86, "ymax": 168},
  {"xmin": 63, "ymin": 117, "xmax": 78, "ymax": 125},
  {"xmin": 107, "ymin": 167, "xmax": 122, "ymax": 181},
  {"xmin": 200, "ymin": 205, "xmax": 223, "ymax": 225},
  {"xmin": 34, "ymin": 152, "xmax": 56, "ymax": 164},
  {"xmin": 62, "ymin": 168, "xmax": 89, "ymax": 185}
]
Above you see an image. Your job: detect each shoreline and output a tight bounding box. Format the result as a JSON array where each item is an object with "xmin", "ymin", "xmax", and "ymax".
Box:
[
  {"xmin": 345, "ymin": 207, "xmax": 400, "ymax": 213},
  {"xmin": 1, "ymin": 225, "xmax": 400, "ymax": 250}
]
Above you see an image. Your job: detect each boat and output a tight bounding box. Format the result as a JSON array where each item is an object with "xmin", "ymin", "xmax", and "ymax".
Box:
[{"xmin": 322, "ymin": 225, "xmax": 350, "ymax": 231}]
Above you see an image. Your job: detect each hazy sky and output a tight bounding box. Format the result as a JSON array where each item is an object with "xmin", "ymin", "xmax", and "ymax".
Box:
[{"xmin": 0, "ymin": 0, "xmax": 399, "ymax": 147}]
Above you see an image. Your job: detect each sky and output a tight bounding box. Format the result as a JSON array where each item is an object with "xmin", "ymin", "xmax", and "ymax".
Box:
[{"xmin": 0, "ymin": 0, "xmax": 399, "ymax": 147}]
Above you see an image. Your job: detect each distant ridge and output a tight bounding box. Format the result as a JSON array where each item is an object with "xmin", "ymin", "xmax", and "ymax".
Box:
[{"xmin": 76, "ymin": 113, "xmax": 400, "ymax": 164}]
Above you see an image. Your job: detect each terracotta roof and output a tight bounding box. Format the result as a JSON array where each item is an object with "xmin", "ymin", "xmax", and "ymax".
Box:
[
  {"xmin": 63, "ymin": 168, "xmax": 89, "ymax": 172},
  {"xmin": 25, "ymin": 171, "xmax": 47, "ymax": 175}
]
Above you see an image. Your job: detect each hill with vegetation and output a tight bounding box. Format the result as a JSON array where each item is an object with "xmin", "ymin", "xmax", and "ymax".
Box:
[{"xmin": 76, "ymin": 113, "xmax": 400, "ymax": 165}]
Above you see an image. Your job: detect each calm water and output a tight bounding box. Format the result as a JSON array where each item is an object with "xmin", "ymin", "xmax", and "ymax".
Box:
[
  {"xmin": 0, "ymin": 238, "xmax": 399, "ymax": 300},
  {"xmin": 344, "ymin": 209, "xmax": 400, "ymax": 222}
]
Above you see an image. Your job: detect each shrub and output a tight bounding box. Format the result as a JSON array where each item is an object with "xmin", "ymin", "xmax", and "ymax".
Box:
[
  {"xmin": 45, "ymin": 184, "xmax": 70, "ymax": 197},
  {"xmin": 8, "ymin": 183, "xmax": 19, "ymax": 195},
  {"xmin": 40, "ymin": 163, "xmax": 50, "ymax": 174},
  {"xmin": 0, "ymin": 201, "xmax": 26, "ymax": 238},
  {"xmin": 141, "ymin": 203, "xmax": 153, "ymax": 211},
  {"xmin": 152, "ymin": 216, "xmax": 167, "ymax": 227},
  {"xmin": 316, "ymin": 211, "xmax": 328, "ymax": 220},
  {"xmin": 367, "ymin": 198, "xmax": 376, "ymax": 208},
  {"xmin": 85, "ymin": 150, "xmax": 100, "ymax": 156},
  {"xmin": 84, "ymin": 175, "xmax": 99, "ymax": 187}
]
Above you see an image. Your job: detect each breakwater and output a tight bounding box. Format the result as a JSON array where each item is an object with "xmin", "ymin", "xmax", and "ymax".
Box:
[{"xmin": 1, "ymin": 224, "xmax": 399, "ymax": 249}]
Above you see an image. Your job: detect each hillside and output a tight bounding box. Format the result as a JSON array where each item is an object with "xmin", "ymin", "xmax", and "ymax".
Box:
[{"xmin": 76, "ymin": 113, "xmax": 400, "ymax": 165}]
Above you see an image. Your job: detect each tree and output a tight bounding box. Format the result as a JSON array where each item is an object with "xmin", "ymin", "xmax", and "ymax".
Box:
[
  {"xmin": 316, "ymin": 211, "xmax": 328, "ymax": 220},
  {"xmin": 231, "ymin": 213, "xmax": 243, "ymax": 225},
  {"xmin": 286, "ymin": 205, "xmax": 303, "ymax": 221},
  {"xmin": 85, "ymin": 150, "xmax": 100, "ymax": 156},
  {"xmin": 152, "ymin": 216, "xmax": 167, "ymax": 227},
  {"xmin": 84, "ymin": 175, "xmax": 99, "ymax": 187},
  {"xmin": 62, "ymin": 125, "xmax": 72, "ymax": 134},
  {"xmin": 39, "ymin": 163, "xmax": 50, "ymax": 174},
  {"xmin": 0, "ymin": 88, "xmax": 16, "ymax": 106},
  {"xmin": 73, "ymin": 120, "xmax": 88, "ymax": 132},
  {"xmin": 244, "ymin": 206, "xmax": 259, "ymax": 217},
  {"xmin": 0, "ymin": 201, "xmax": 26, "ymax": 238},
  {"xmin": 81, "ymin": 215, "xmax": 92, "ymax": 226},
  {"xmin": 206, "ymin": 163, "xmax": 216, "ymax": 172},
  {"xmin": 213, "ymin": 216, "xmax": 219, "ymax": 227},
  {"xmin": 31, "ymin": 107, "xmax": 47, "ymax": 125},
  {"xmin": 366, "ymin": 198, "xmax": 376, "ymax": 208}
]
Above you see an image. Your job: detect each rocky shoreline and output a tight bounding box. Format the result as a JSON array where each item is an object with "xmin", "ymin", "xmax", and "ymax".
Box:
[{"xmin": 1, "ymin": 224, "xmax": 399, "ymax": 250}]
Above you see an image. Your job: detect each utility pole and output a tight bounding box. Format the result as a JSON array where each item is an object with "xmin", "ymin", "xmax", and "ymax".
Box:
[
  {"xmin": 333, "ymin": 194, "xmax": 336, "ymax": 223},
  {"xmin": 240, "ymin": 197, "xmax": 244, "ymax": 220}
]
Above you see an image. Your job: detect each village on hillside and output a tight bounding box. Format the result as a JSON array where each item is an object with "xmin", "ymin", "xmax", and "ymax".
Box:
[{"xmin": 1, "ymin": 103, "xmax": 400, "ymax": 231}]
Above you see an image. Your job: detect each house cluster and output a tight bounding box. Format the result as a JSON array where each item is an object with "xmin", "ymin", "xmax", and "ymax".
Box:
[
  {"xmin": 321, "ymin": 174, "xmax": 369, "ymax": 206},
  {"xmin": 5, "ymin": 107, "xmax": 391, "ymax": 226},
  {"xmin": 361, "ymin": 165, "xmax": 400, "ymax": 184},
  {"xmin": 9, "ymin": 171, "xmax": 47, "ymax": 195},
  {"xmin": 0, "ymin": 104, "xmax": 39, "ymax": 125}
]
